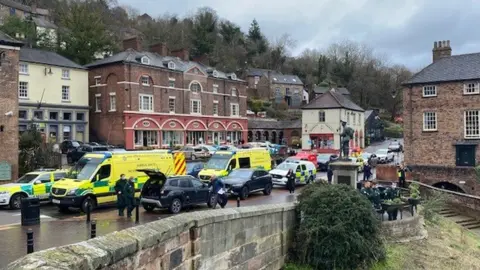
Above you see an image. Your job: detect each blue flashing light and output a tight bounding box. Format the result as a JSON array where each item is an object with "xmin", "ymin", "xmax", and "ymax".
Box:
[
  {"xmin": 167, "ymin": 149, "xmax": 172, "ymax": 154},
  {"xmin": 232, "ymin": 151, "xmax": 237, "ymax": 155},
  {"xmin": 104, "ymin": 152, "xmax": 112, "ymax": 158}
]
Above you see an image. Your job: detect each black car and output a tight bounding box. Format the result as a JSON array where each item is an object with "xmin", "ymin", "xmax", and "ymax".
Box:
[
  {"xmin": 66, "ymin": 144, "xmax": 109, "ymax": 164},
  {"xmin": 223, "ymin": 168, "xmax": 273, "ymax": 200},
  {"xmin": 139, "ymin": 170, "xmax": 211, "ymax": 214},
  {"xmin": 60, "ymin": 140, "xmax": 83, "ymax": 154},
  {"xmin": 316, "ymin": 154, "xmax": 338, "ymax": 171}
]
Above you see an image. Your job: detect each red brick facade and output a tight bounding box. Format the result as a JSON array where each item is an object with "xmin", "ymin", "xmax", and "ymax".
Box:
[
  {"xmin": 0, "ymin": 42, "xmax": 21, "ymax": 180},
  {"xmin": 88, "ymin": 48, "xmax": 248, "ymax": 149}
]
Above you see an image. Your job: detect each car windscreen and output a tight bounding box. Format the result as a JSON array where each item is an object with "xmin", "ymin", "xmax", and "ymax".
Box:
[
  {"xmin": 66, "ymin": 157, "xmax": 103, "ymax": 181},
  {"xmin": 276, "ymin": 163, "xmax": 297, "ymax": 171},
  {"xmin": 16, "ymin": 174, "xmax": 40, "ymax": 183},
  {"xmin": 204, "ymin": 154, "xmax": 232, "ymax": 170},
  {"xmin": 93, "ymin": 147, "xmax": 109, "ymax": 151},
  {"xmin": 227, "ymin": 170, "xmax": 252, "ymax": 179},
  {"xmin": 186, "ymin": 162, "xmax": 203, "ymax": 171},
  {"xmin": 376, "ymin": 149, "xmax": 388, "ymax": 155},
  {"xmin": 317, "ymin": 154, "xmax": 330, "ymax": 161},
  {"xmin": 71, "ymin": 141, "xmax": 81, "ymax": 147}
]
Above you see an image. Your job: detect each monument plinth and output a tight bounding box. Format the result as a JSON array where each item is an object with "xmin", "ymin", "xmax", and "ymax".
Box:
[{"xmin": 330, "ymin": 160, "xmax": 358, "ymax": 189}]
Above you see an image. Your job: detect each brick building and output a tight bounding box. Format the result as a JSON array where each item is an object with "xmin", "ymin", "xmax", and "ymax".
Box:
[
  {"xmin": 0, "ymin": 31, "xmax": 22, "ymax": 180},
  {"xmin": 86, "ymin": 37, "xmax": 248, "ymax": 149},
  {"xmin": 403, "ymin": 40, "xmax": 480, "ymax": 195}
]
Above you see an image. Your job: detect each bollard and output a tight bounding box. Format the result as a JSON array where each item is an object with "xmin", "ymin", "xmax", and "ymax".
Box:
[
  {"xmin": 86, "ymin": 201, "xmax": 91, "ymax": 223},
  {"xmin": 27, "ymin": 229, "xmax": 34, "ymax": 254},
  {"xmin": 90, "ymin": 220, "xmax": 96, "ymax": 238},
  {"xmin": 135, "ymin": 203, "xmax": 140, "ymax": 224},
  {"xmin": 237, "ymin": 195, "xmax": 240, "ymax": 207}
]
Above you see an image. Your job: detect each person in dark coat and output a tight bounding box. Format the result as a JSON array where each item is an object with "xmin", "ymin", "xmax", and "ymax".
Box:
[
  {"xmin": 363, "ymin": 162, "xmax": 372, "ymax": 181},
  {"xmin": 209, "ymin": 175, "xmax": 226, "ymax": 209},
  {"xmin": 286, "ymin": 169, "xmax": 296, "ymax": 194},
  {"xmin": 114, "ymin": 174, "xmax": 128, "ymax": 216},
  {"xmin": 327, "ymin": 164, "xmax": 333, "ymax": 184},
  {"xmin": 124, "ymin": 177, "xmax": 136, "ymax": 218}
]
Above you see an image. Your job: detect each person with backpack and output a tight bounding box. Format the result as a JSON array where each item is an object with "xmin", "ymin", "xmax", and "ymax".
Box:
[{"xmin": 209, "ymin": 175, "xmax": 227, "ymax": 208}]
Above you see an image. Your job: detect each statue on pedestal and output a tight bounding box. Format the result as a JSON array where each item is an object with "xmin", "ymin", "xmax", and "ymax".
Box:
[{"xmin": 339, "ymin": 121, "xmax": 354, "ymax": 160}]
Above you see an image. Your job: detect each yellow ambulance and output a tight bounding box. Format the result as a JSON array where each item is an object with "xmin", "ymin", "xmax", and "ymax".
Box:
[
  {"xmin": 198, "ymin": 148, "xmax": 271, "ymax": 182},
  {"xmin": 50, "ymin": 150, "xmax": 186, "ymax": 212}
]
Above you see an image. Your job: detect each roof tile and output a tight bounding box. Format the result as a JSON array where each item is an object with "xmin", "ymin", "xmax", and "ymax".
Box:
[
  {"xmin": 302, "ymin": 89, "xmax": 364, "ymax": 111},
  {"xmin": 20, "ymin": 48, "xmax": 85, "ymax": 69}
]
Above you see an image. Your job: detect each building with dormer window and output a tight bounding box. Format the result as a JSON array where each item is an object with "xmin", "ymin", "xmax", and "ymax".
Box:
[{"xmin": 85, "ymin": 37, "xmax": 248, "ymax": 149}]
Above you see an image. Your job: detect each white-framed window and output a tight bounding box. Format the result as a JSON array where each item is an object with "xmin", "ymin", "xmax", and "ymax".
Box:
[
  {"xmin": 213, "ymin": 100, "xmax": 218, "ymax": 116},
  {"xmin": 465, "ymin": 110, "xmax": 480, "ymax": 139},
  {"xmin": 162, "ymin": 131, "xmax": 184, "ymax": 146},
  {"xmin": 423, "ymin": 111, "xmax": 437, "ymax": 131},
  {"xmin": 231, "ymin": 103, "xmax": 239, "ymax": 116},
  {"xmin": 134, "ymin": 130, "xmax": 158, "ymax": 146},
  {"xmin": 168, "ymin": 97, "xmax": 175, "ymax": 113},
  {"xmin": 190, "ymin": 82, "xmax": 201, "ymax": 93},
  {"xmin": 358, "ymin": 114, "xmax": 361, "ymax": 125},
  {"xmin": 422, "ymin": 86, "xmax": 437, "ymax": 97},
  {"xmin": 141, "ymin": 76, "xmax": 150, "ymax": 86},
  {"xmin": 95, "ymin": 94, "xmax": 101, "ymax": 112},
  {"xmin": 318, "ymin": 111, "xmax": 325, "ymax": 122},
  {"xmin": 141, "ymin": 56, "xmax": 150, "ymax": 65},
  {"xmin": 353, "ymin": 113, "xmax": 356, "ymax": 125},
  {"xmin": 61, "ymin": 86, "xmax": 70, "ymax": 101},
  {"xmin": 94, "ymin": 76, "xmax": 101, "ymax": 85},
  {"xmin": 18, "ymin": 81, "xmax": 28, "ymax": 98},
  {"xmin": 213, "ymin": 84, "xmax": 218, "ymax": 93},
  {"xmin": 109, "ymin": 92, "xmax": 116, "ymax": 111},
  {"xmin": 139, "ymin": 94, "xmax": 153, "ymax": 112},
  {"xmin": 62, "ymin": 69, "xmax": 70, "ymax": 79},
  {"xmin": 231, "ymin": 88, "xmax": 237, "ymax": 96},
  {"xmin": 464, "ymin": 83, "xmax": 480, "ymax": 95},
  {"xmin": 19, "ymin": 63, "xmax": 28, "ymax": 74},
  {"xmin": 168, "ymin": 78, "xmax": 175, "ymax": 88},
  {"xmin": 168, "ymin": 61, "xmax": 175, "ymax": 70},
  {"xmin": 254, "ymin": 76, "xmax": 260, "ymax": 84},
  {"xmin": 190, "ymin": 99, "xmax": 201, "ymax": 114}
]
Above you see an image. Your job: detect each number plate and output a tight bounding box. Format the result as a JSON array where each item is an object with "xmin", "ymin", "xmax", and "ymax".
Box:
[{"xmin": 52, "ymin": 199, "xmax": 60, "ymax": 204}]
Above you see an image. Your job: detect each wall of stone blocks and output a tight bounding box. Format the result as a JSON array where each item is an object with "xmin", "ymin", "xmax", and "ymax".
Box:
[{"xmin": 6, "ymin": 203, "xmax": 296, "ymax": 270}]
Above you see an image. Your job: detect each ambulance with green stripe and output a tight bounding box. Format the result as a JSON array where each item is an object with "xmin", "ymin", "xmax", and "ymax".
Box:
[
  {"xmin": 50, "ymin": 150, "xmax": 185, "ymax": 212},
  {"xmin": 0, "ymin": 169, "xmax": 68, "ymax": 209},
  {"xmin": 269, "ymin": 159, "xmax": 317, "ymax": 187}
]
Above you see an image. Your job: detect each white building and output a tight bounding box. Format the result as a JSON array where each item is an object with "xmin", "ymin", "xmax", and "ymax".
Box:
[{"xmin": 301, "ymin": 88, "xmax": 365, "ymax": 153}]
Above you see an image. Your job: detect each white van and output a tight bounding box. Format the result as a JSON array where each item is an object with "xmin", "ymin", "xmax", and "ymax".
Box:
[{"xmin": 269, "ymin": 159, "xmax": 317, "ymax": 186}]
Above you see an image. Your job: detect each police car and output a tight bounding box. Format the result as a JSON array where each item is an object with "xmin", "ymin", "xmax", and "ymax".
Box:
[
  {"xmin": 0, "ymin": 169, "xmax": 67, "ymax": 209},
  {"xmin": 269, "ymin": 159, "xmax": 317, "ymax": 186}
]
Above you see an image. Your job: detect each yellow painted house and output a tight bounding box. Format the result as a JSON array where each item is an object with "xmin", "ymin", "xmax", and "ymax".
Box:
[
  {"xmin": 301, "ymin": 88, "xmax": 365, "ymax": 152},
  {"xmin": 18, "ymin": 48, "xmax": 89, "ymax": 143}
]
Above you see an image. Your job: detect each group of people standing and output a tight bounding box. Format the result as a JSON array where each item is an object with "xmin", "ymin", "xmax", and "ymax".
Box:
[{"xmin": 115, "ymin": 174, "xmax": 136, "ymax": 217}]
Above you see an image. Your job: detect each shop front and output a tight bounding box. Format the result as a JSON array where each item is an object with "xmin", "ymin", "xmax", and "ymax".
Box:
[{"xmin": 309, "ymin": 133, "xmax": 336, "ymax": 153}]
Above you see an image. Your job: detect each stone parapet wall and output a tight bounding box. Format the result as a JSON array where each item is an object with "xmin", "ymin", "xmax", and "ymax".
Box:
[
  {"xmin": 5, "ymin": 203, "xmax": 296, "ymax": 270},
  {"xmin": 381, "ymin": 215, "xmax": 427, "ymax": 242}
]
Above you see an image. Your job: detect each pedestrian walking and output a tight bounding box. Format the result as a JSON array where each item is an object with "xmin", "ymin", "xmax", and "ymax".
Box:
[
  {"xmin": 209, "ymin": 175, "xmax": 226, "ymax": 209},
  {"xmin": 363, "ymin": 161, "xmax": 372, "ymax": 181},
  {"xmin": 286, "ymin": 169, "xmax": 296, "ymax": 194},
  {"xmin": 124, "ymin": 177, "xmax": 136, "ymax": 218},
  {"xmin": 114, "ymin": 174, "xmax": 128, "ymax": 217},
  {"xmin": 327, "ymin": 164, "xmax": 333, "ymax": 184}
]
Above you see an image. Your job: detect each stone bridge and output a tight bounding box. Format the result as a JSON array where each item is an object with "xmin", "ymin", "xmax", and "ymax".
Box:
[{"xmin": 6, "ymin": 203, "xmax": 297, "ymax": 270}]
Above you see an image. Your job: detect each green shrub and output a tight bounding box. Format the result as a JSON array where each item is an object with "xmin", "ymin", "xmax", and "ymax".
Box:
[
  {"xmin": 293, "ymin": 184, "xmax": 385, "ymax": 270},
  {"xmin": 19, "ymin": 126, "xmax": 59, "ymax": 176},
  {"xmin": 421, "ymin": 190, "xmax": 446, "ymax": 224},
  {"xmin": 384, "ymin": 124, "xmax": 403, "ymax": 138}
]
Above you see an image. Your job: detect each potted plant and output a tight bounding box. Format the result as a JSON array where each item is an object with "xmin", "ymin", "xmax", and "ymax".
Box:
[{"xmin": 381, "ymin": 197, "xmax": 404, "ymax": 221}]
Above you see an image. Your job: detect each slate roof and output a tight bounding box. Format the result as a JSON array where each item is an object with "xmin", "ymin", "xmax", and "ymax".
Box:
[
  {"xmin": 0, "ymin": 30, "xmax": 22, "ymax": 47},
  {"xmin": 365, "ymin": 110, "xmax": 374, "ymax": 120},
  {"xmin": 20, "ymin": 48, "xmax": 85, "ymax": 69},
  {"xmin": 247, "ymin": 68, "xmax": 281, "ymax": 77},
  {"xmin": 405, "ymin": 53, "xmax": 480, "ymax": 85},
  {"xmin": 32, "ymin": 17, "xmax": 57, "ymax": 29},
  {"xmin": 85, "ymin": 49, "xmax": 244, "ymax": 82},
  {"xmin": 247, "ymin": 68, "xmax": 303, "ymax": 85},
  {"xmin": 0, "ymin": 0, "xmax": 49, "ymax": 15},
  {"xmin": 248, "ymin": 119, "xmax": 301, "ymax": 130},
  {"xmin": 302, "ymin": 88, "xmax": 364, "ymax": 112},
  {"xmin": 313, "ymin": 86, "xmax": 350, "ymax": 95}
]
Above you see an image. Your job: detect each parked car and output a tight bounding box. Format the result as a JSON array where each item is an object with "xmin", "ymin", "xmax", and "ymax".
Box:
[
  {"xmin": 216, "ymin": 145, "xmax": 237, "ymax": 151},
  {"xmin": 139, "ymin": 170, "xmax": 211, "ymax": 214},
  {"xmin": 317, "ymin": 154, "xmax": 338, "ymax": 171},
  {"xmin": 60, "ymin": 140, "xmax": 83, "ymax": 154},
  {"xmin": 375, "ymin": 149, "xmax": 394, "ymax": 164},
  {"xmin": 66, "ymin": 144, "xmax": 109, "ymax": 164},
  {"xmin": 187, "ymin": 162, "xmax": 204, "ymax": 178},
  {"xmin": 388, "ymin": 141, "xmax": 403, "ymax": 152},
  {"xmin": 197, "ymin": 144, "xmax": 217, "ymax": 156},
  {"xmin": 222, "ymin": 168, "xmax": 273, "ymax": 200}
]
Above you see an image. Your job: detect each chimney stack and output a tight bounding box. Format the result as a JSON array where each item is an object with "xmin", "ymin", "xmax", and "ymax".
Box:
[
  {"xmin": 149, "ymin": 42, "xmax": 169, "ymax": 56},
  {"xmin": 171, "ymin": 48, "xmax": 190, "ymax": 61},
  {"xmin": 432, "ymin": 40, "xmax": 452, "ymax": 63},
  {"xmin": 123, "ymin": 36, "xmax": 142, "ymax": 51}
]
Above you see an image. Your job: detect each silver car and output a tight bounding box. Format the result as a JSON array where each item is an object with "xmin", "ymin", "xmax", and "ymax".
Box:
[{"xmin": 375, "ymin": 149, "xmax": 394, "ymax": 164}]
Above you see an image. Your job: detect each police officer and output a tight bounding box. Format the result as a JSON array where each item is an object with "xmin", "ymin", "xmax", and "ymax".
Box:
[
  {"xmin": 286, "ymin": 169, "xmax": 296, "ymax": 194},
  {"xmin": 114, "ymin": 174, "xmax": 128, "ymax": 216},
  {"xmin": 124, "ymin": 177, "xmax": 136, "ymax": 218}
]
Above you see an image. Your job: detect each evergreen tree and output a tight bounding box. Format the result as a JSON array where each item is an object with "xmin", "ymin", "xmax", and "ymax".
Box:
[{"xmin": 190, "ymin": 7, "xmax": 218, "ymax": 57}]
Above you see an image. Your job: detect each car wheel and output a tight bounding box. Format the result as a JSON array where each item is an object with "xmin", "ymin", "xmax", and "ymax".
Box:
[
  {"xmin": 240, "ymin": 186, "xmax": 249, "ymax": 200},
  {"xmin": 263, "ymin": 183, "xmax": 272, "ymax": 195},
  {"xmin": 142, "ymin": 203, "xmax": 155, "ymax": 212},
  {"xmin": 80, "ymin": 197, "xmax": 96, "ymax": 213},
  {"xmin": 169, "ymin": 198, "xmax": 182, "ymax": 214},
  {"xmin": 207, "ymin": 194, "xmax": 215, "ymax": 208},
  {"xmin": 9, "ymin": 193, "xmax": 26, "ymax": 210}
]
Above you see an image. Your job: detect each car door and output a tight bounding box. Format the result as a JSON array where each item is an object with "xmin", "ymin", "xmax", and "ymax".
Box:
[
  {"xmin": 191, "ymin": 178, "xmax": 209, "ymax": 203},
  {"xmin": 32, "ymin": 173, "xmax": 51, "ymax": 200},
  {"xmin": 256, "ymin": 170, "xmax": 269, "ymax": 188},
  {"xmin": 250, "ymin": 171, "xmax": 262, "ymax": 190},
  {"xmin": 92, "ymin": 164, "xmax": 112, "ymax": 204},
  {"xmin": 179, "ymin": 178, "xmax": 195, "ymax": 205},
  {"xmin": 301, "ymin": 164, "xmax": 307, "ymax": 182}
]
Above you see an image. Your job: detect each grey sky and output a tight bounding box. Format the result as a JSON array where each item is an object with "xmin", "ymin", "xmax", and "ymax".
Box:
[{"xmin": 118, "ymin": 0, "xmax": 480, "ymax": 70}]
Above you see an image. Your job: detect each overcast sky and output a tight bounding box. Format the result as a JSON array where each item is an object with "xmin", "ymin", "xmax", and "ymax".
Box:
[{"xmin": 118, "ymin": 0, "xmax": 480, "ymax": 70}]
